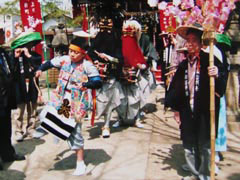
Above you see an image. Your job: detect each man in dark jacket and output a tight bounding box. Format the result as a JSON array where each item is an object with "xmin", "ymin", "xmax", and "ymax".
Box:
[
  {"xmin": 11, "ymin": 32, "xmax": 42, "ymax": 141},
  {"xmin": 165, "ymin": 24, "xmax": 227, "ymax": 180},
  {"xmin": 0, "ymin": 28, "xmax": 25, "ymax": 170}
]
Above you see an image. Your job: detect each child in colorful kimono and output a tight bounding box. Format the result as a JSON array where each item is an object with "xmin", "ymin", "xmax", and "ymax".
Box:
[{"xmin": 35, "ymin": 37, "xmax": 102, "ymax": 176}]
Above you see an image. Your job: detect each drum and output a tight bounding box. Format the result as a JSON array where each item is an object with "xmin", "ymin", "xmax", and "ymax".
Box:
[{"xmin": 121, "ymin": 67, "xmax": 139, "ymax": 84}]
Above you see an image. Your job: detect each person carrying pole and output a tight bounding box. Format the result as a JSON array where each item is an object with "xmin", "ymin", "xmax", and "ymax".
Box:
[{"xmin": 165, "ymin": 23, "xmax": 227, "ymax": 180}]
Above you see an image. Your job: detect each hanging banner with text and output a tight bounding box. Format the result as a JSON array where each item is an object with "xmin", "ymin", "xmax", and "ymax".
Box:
[
  {"xmin": 159, "ymin": 2, "xmax": 176, "ymax": 34},
  {"xmin": 20, "ymin": 0, "xmax": 43, "ymax": 59}
]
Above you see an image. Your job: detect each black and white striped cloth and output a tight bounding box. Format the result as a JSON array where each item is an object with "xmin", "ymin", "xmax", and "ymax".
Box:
[{"xmin": 39, "ymin": 105, "xmax": 76, "ymax": 140}]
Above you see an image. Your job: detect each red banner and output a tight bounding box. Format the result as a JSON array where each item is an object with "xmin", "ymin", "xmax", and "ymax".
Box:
[
  {"xmin": 159, "ymin": 2, "xmax": 176, "ymax": 34},
  {"xmin": 20, "ymin": 0, "xmax": 43, "ymax": 59},
  {"xmin": 20, "ymin": 0, "xmax": 42, "ymax": 33}
]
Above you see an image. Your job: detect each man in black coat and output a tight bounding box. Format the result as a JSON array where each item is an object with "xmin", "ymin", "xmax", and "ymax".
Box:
[
  {"xmin": 11, "ymin": 32, "xmax": 42, "ymax": 141},
  {"xmin": 165, "ymin": 25, "xmax": 227, "ymax": 180},
  {"xmin": 0, "ymin": 28, "xmax": 25, "ymax": 170}
]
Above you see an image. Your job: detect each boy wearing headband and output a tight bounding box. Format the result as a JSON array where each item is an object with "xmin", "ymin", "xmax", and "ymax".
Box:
[{"xmin": 35, "ymin": 37, "xmax": 102, "ymax": 176}]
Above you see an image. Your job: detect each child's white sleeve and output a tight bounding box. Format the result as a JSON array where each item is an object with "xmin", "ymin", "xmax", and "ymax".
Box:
[{"xmin": 51, "ymin": 55, "xmax": 70, "ymax": 68}]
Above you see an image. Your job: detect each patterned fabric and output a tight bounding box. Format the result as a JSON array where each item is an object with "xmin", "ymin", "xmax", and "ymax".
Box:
[
  {"xmin": 184, "ymin": 57, "xmax": 200, "ymax": 110},
  {"xmin": 48, "ymin": 59, "xmax": 89, "ymax": 120},
  {"xmin": 43, "ymin": 55, "xmax": 100, "ymax": 148},
  {"xmin": 40, "ymin": 104, "xmax": 76, "ymax": 140},
  {"xmin": 58, "ymin": 99, "xmax": 71, "ymax": 118},
  {"xmin": 215, "ymin": 96, "xmax": 227, "ymax": 152},
  {"xmin": 0, "ymin": 55, "xmax": 10, "ymax": 74}
]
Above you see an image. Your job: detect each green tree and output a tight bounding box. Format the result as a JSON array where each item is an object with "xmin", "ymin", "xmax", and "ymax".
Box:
[
  {"xmin": 41, "ymin": 0, "xmax": 83, "ymax": 28},
  {"xmin": 0, "ymin": 0, "xmax": 83, "ymax": 28},
  {"xmin": 0, "ymin": 0, "xmax": 20, "ymax": 17},
  {"xmin": 41, "ymin": 0, "xmax": 69, "ymax": 20}
]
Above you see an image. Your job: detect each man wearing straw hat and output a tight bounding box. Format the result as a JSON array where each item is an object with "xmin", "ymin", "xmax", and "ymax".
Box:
[
  {"xmin": 165, "ymin": 23, "xmax": 227, "ymax": 180},
  {"xmin": 0, "ymin": 26, "xmax": 25, "ymax": 170},
  {"xmin": 10, "ymin": 31, "xmax": 42, "ymax": 142}
]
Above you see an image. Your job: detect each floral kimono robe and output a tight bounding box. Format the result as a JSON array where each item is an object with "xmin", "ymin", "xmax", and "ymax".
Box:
[{"xmin": 48, "ymin": 55, "xmax": 99, "ymax": 120}]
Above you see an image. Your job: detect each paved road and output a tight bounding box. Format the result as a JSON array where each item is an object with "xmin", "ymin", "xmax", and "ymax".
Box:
[{"xmin": 0, "ymin": 85, "xmax": 240, "ymax": 180}]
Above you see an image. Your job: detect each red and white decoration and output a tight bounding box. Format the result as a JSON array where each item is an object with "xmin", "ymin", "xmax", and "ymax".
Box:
[
  {"xmin": 20, "ymin": 0, "xmax": 43, "ymax": 59},
  {"xmin": 159, "ymin": 2, "xmax": 176, "ymax": 34}
]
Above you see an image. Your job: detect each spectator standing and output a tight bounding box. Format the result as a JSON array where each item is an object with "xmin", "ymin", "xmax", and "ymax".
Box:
[
  {"xmin": 11, "ymin": 31, "xmax": 42, "ymax": 141},
  {"xmin": 0, "ymin": 27, "xmax": 25, "ymax": 170},
  {"xmin": 165, "ymin": 23, "xmax": 227, "ymax": 180}
]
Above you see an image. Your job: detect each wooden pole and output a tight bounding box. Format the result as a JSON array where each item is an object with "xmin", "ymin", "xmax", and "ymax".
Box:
[
  {"xmin": 209, "ymin": 38, "xmax": 215, "ymax": 180},
  {"xmin": 203, "ymin": 30, "xmax": 216, "ymax": 180}
]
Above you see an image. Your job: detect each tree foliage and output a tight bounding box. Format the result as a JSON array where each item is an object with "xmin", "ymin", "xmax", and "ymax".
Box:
[
  {"xmin": 41, "ymin": 0, "xmax": 83, "ymax": 27},
  {"xmin": 41, "ymin": 0, "xmax": 69, "ymax": 19},
  {"xmin": 0, "ymin": 0, "xmax": 83, "ymax": 28},
  {"xmin": 0, "ymin": 0, "xmax": 20, "ymax": 16}
]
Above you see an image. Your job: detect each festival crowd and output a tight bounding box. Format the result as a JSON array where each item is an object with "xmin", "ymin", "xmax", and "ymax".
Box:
[{"xmin": 0, "ymin": 1, "xmax": 236, "ymax": 180}]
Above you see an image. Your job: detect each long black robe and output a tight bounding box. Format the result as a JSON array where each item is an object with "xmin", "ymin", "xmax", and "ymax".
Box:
[
  {"xmin": 165, "ymin": 51, "xmax": 227, "ymax": 144},
  {"xmin": 12, "ymin": 51, "xmax": 42, "ymax": 104},
  {"xmin": 0, "ymin": 47, "xmax": 17, "ymax": 160}
]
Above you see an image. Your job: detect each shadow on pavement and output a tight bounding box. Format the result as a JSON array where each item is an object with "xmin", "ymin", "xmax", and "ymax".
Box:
[
  {"xmin": 14, "ymin": 139, "xmax": 45, "ymax": 156},
  {"xmin": 52, "ymin": 148, "xmax": 111, "ymax": 171},
  {"xmin": 0, "ymin": 169, "xmax": 26, "ymax": 180},
  {"xmin": 3, "ymin": 139, "xmax": 45, "ymax": 171},
  {"xmin": 161, "ymin": 144, "xmax": 189, "ymax": 177},
  {"xmin": 142, "ymin": 103, "xmax": 158, "ymax": 114},
  {"xmin": 87, "ymin": 121, "xmax": 129, "ymax": 140},
  {"xmin": 86, "ymin": 122, "xmax": 104, "ymax": 139},
  {"xmin": 156, "ymin": 97, "xmax": 165, "ymax": 104},
  {"xmin": 227, "ymin": 173, "xmax": 240, "ymax": 180}
]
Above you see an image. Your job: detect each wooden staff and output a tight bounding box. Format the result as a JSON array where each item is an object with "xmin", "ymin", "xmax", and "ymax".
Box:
[{"xmin": 203, "ymin": 30, "xmax": 216, "ymax": 180}]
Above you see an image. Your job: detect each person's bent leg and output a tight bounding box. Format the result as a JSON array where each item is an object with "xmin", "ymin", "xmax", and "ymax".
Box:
[
  {"xmin": 0, "ymin": 108, "xmax": 15, "ymax": 161},
  {"xmin": 15, "ymin": 103, "xmax": 26, "ymax": 141},
  {"xmin": 102, "ymin": 109, "xmax": 112, "ymax": 138},
  {"xmin": 73, "ymin": 148, "xmax": 86, "ymax": 176},
  {"xmin": 135, "ymin": 112, "xmax": 144, "ymax": 128},
  {"xmin": 0, "ymin": 107, "xmax": 25, "ymax": 162},
  {"xmin": 182, "ymin": 142, "xmax": 199, "ymax": 179},
  {"xmin": 26, "ymin": 102, "xmax": 38, "ymax": 137},
  {"xmin": 68, "ymin": 123, "xmax": 86, "ymax": 176},
  {"xmin": 198, "ymin": 141, "xmax": 210, "ymax": 180}
]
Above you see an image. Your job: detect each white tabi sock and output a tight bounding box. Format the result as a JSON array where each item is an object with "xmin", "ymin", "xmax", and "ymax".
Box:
[{"xmin": 73, "ymin": 161, "xmax": 86, "ymax": 176}]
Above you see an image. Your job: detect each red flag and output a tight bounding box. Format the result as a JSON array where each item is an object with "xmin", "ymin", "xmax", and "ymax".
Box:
[
  {"xmin": 20, "ymin": 0, "xmax": 43, "ymax": 59},
  {"xmin": 159, "ymin": 2, "xmax": 176, "ymax": 34}
]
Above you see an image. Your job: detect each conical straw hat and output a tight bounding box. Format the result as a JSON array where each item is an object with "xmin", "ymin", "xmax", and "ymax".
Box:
[{"xmin": 176, "ymin": 23, "xmax": 203, "ymax": 39}]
